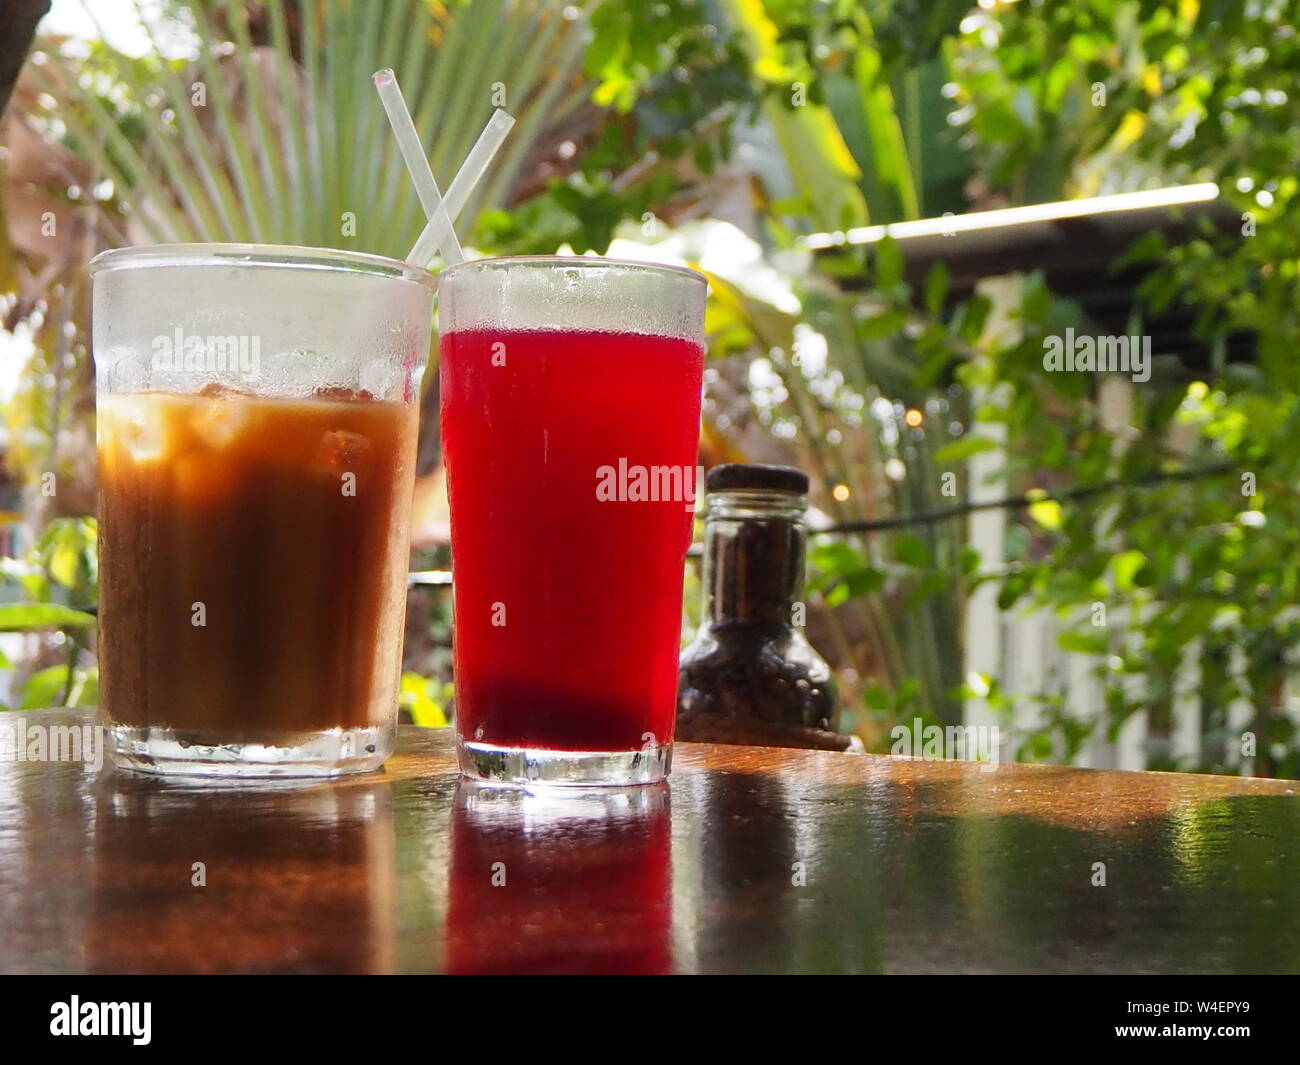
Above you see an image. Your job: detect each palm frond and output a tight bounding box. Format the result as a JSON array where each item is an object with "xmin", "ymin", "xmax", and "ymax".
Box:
[{"xmin": 35, "ymin": 0, "xmax": 598, "ymax": 260}]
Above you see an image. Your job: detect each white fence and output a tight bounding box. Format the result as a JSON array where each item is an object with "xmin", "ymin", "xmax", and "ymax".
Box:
[{"xmin": 959, "ymin": 311, "xmax": 1298, "ymax": 775}]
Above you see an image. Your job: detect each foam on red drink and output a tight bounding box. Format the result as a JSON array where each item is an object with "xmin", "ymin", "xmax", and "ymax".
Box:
[{"xmin": 440, "ymin": 326, "xmax": 704, "ymax": 752}]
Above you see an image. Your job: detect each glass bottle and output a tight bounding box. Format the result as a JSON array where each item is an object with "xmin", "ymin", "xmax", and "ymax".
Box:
[{"xmin": 677, "ymin": 464, "xmax": 846, "ymax": 751}]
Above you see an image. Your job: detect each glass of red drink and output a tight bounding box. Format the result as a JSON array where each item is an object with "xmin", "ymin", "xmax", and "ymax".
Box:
[
  {"xmin": 438, "ymin": 256, "xmax": 707, "ymax": 785},
  {"xmin": 91, "ymin": 244, "xmax": 435, "ymax": 777}
]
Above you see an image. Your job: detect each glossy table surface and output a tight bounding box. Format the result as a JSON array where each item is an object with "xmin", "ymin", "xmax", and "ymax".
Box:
[{"xmin": 2, "ymin": 707, "xmax": 1298, "ymax": 974}]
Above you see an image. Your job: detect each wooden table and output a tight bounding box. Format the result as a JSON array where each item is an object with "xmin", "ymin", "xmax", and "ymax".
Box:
[{"xmin": 2, "ymin": 707, "xmax": 1298, "ymax": 974}]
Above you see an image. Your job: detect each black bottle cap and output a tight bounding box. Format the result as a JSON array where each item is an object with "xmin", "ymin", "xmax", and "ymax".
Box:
[{"xmin": 705, "ymin": 463, "xmax": 809, "ymax": 495}]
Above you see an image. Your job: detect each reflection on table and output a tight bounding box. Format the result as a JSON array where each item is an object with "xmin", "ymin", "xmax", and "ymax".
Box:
[{"xmin": 446, "ymin": 782, "xmax": 671, "ymax": 974}]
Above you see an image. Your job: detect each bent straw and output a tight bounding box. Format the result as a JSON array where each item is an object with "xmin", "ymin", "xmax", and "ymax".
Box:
[
  {"xmin": 371, "ymin": 68, "xmax": 464, "ymax": 266},
  {"xmin": 408, "ymin": 109, "xmax": 516, "ymax": 268}
]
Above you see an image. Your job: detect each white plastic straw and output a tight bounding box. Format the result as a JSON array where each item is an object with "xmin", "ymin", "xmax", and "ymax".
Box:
[
  {"xmin": 372, "ymin": 68, "xmax": 464, "ymax": 266},
  {"xmin": 408, "ymin": 109, "xmax": 516, "ymax": 268}
]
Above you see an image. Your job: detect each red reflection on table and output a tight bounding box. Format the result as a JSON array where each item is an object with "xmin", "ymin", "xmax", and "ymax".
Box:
[{"xmin": 446, "ymin": 782, "xmax": 672, "ymax": 974}]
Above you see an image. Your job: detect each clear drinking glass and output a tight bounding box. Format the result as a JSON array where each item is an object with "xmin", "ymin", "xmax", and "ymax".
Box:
[
  {"xmin": 438, "ymin": 256, "xmax": 707, "ymax": 786},
  {"xmin": 90, "ymin": 244, "xmax": 435, "ymax": 777}
]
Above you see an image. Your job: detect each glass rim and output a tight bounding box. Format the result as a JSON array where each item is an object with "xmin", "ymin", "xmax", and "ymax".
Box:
[
  {"xmin": 88, "ymin": 242, "xmax": 436, "ymax": 290},
  {"xmin": 437, "ymin": 253, "xmax": 707, "ymax": 288}
]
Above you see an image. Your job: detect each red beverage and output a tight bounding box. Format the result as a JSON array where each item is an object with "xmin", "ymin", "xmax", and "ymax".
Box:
[{"xmin": 440, "ymin": 326, "xmax": 704, "ymax": 754}]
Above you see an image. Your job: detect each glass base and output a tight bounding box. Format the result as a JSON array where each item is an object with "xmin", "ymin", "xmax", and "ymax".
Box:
[
  {"xmin": 458, "ymin": 738, "xmax": 671, "ymax": 787},
  {"xmin": 106, "ymin": 722, "xmax": 394, "ymax": 779}
]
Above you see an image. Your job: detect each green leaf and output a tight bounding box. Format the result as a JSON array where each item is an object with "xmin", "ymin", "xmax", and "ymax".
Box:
[
  {"xmin": 827, "ymin": 565, "xmax": 886, "ymax": 606},
  {"xmin": 924, "ymin": 261, "xmax": 950, "ymax": 316},
  {"xmin": 19, "ymin": 665, "xmax": 71, "ymax": 710},
  {"xmin": 893, "ymin": 534, "xmax": 930, "ymax": 568},
  {"xmin": 863, "ymin": 683, "xmax": 892, "ymax": 711},
  {"xmin": 1111, "ymin": 229, "xmax": 1168, "ymax": 273},
  {"xmin": 997, "ymin": 572, "xmax": 1031, "ymax": 610},
  {"xmin": 935, "ymin": 435, "xmax": 998, "ymax": 462},
  {"xmin": 399, "ymin": 671, "xmax": 449, "ymax": 728},
  {"xmin": 45, "ymin": 526, "xmax": 83, "ymax": 589},
  {"xmin": 1110, "ymin": 550, "xmax": 1147, "ymax": 592},
  {"xmin": 954, "ymin": 294, "xmax": 992, "ymax": 342},
  {"xmin": 1028, "ymin": 499, "xmax": 1064, "ymax": 531},
  {"xmin": 1057, "ymin": 630, "xmax": 1110, "ymax": 655},
  {"xmin": 809, "ymin": 542, "xmax": 853, "ymax": 576},
  {"xmin": 857, "ymin": 308, "xmax": 908, "ymax": 338},
  {"xmin": 853, "ymin": 30, "xmax": 920, "ymax": 220},
  {"xmin": 875, "ymin": 235, "xmax": 904, "ymax": 289},
  {"xmin": 0, "ymin": 604, "xmax": 97, "ymax": 632},
  {"xmin": 764, "ymin": 97, "xmax": 870, "ymax": 232}
]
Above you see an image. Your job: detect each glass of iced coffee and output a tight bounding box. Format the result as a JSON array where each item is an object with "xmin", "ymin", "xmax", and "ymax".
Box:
[{"xmin": 90, "ymin": 244, "xmax": 435, "ymax": 777}]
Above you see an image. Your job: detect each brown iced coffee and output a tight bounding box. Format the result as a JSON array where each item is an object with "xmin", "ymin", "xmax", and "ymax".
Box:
[
  {"xmin": 97, "ymin": 387, "xmax": 416, "ymax": 758},
  {"xmin": 90, "ymin": 243, "xmax": 435, "ymax": 776}
]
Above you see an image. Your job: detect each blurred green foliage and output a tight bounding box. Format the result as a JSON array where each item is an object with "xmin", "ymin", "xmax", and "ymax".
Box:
[
  {"xmin": 0, "ymin": 518, "xmax": 99, "ymax": 710},
  {"xmin": 399, "ymin": 671, "xmax": 451, "ymax": 728},
  {"xmin": 664, "ymin": 0, "xmax": 1300, "ymax": 775},
  {"xmin": 940, "ymin": 0, "xmax": 1300, "ymax": 775}
]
